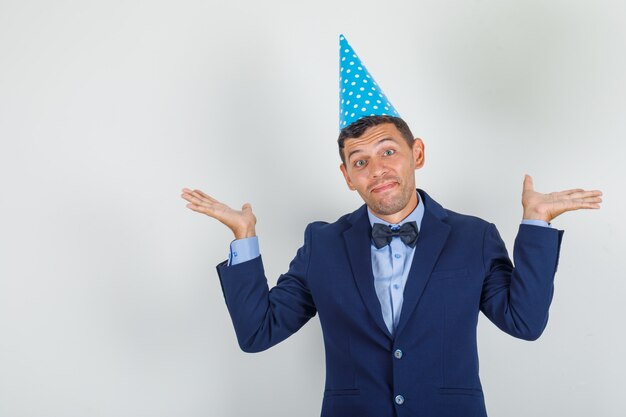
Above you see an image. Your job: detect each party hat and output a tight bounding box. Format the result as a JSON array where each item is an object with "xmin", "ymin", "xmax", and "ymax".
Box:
[{"xmin": 339, "ymin": 34, "xmax": 400, "ymax": 129}]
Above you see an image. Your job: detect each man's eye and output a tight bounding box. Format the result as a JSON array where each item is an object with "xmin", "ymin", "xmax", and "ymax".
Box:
[
  {"xmin": 355, "ymin": 160, "xmax": 366, "ymax": 167},
  {"xmin": 383, "ymin": 149, "xmax": 395, "ymax": 156}
]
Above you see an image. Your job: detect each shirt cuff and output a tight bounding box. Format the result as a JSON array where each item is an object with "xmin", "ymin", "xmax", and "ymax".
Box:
[
  {"xmin": 228, "ymin": 236, "xmax": 260, "ymax": 266},
  {"xmin": 521, "ymin": 219, "xmax": 551, "ymax": 228}
]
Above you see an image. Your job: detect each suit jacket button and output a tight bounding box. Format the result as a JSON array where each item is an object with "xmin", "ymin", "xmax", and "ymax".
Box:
[
  {"xmin": 394, "ymin": 349, "xmax": 403, "ymax": 359},
  {"xmin": 395, "ymin": 394, "xmax": 405, "ymax": 405}
]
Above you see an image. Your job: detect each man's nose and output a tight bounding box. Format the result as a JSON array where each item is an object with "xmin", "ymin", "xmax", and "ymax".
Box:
[{"xmin": 369, "ymin": 157, "xmax": 387, "ymax": 177}]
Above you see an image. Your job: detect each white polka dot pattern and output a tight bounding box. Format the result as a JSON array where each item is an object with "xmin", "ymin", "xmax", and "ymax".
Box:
[{"xmin": 339, "ymin": 34, "xmax": 400, "ymax": 129}]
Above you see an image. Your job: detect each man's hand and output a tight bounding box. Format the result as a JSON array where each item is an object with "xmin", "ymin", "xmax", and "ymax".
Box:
[
  {"xmin": 181, "ymin": 188, "xmax": 257, "ymax": 239},
  {"xmin": 521, "ymin": 175, "xmax": 603, "ymax": 223}
]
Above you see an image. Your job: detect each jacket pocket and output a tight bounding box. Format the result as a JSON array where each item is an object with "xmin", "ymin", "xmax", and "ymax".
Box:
[
  {"xmin": 438, "ymin": 387, "xmax": 483, "ymax": 397},
  {"xmin": 323, "ymin": 388, "xmax": 361, "ymax": 397},
  {"xmin": 431, "ymin": 268, "xmax": 469, "ymax": 280}
]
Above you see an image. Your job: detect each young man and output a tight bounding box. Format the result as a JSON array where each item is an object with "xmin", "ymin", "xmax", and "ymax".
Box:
[{"xmin": 181, "ymin": 35, "xmax": 602, "ymax": 417}]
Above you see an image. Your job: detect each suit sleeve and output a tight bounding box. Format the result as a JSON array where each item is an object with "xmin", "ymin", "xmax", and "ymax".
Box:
[
  {"xmin": 480, "ymin": 223, "xmax": 564, "ymax": 341},
  {"xmin": 215, "ymin": 223, "xmax": 317, "ymax": 353}
]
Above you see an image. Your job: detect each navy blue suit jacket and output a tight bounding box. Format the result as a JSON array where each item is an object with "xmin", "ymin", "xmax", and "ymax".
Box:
[{"xmin": 216, "ymin": 189, "xmax": 564, "ymax": 417}]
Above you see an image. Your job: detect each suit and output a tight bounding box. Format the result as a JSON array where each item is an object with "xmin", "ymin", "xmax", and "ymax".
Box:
[{"xmin": 216, "ymin": 189, "xmax": 564, "ymax": 417}]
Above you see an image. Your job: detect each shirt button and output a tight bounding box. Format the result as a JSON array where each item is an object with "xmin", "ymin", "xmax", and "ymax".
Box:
[
  {"xmin": 394, "ymin": 253, "xmax": 401, "ymax": 259},
  {"xmin": 233, "ymin": 251, "xmax": 238, "ymax": 257},
  {"xmin": 394, "ymin": 349, "xmax": 403, "ymax": 359},
  {"xmin": 395, "ymin": 394, "xmax": 405, "ymax": 405},
  {"xmin": 393, "ymin": 284, "xmax": 400, "ymax": 290}
]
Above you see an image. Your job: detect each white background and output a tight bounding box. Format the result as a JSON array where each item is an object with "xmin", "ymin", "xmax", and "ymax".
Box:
[{"xmin": 1, "ymin": 0, "xmax": 624, "ymax": 416}]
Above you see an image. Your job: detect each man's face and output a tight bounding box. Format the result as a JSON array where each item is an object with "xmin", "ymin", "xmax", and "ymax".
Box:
[{"xmin": 340, "ymin": 123, "xmax": 425, "ymax": 219}]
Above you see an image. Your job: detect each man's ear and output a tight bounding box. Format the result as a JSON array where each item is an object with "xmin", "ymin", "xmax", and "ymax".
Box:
[
  {"xmin": 339, "ymin": 163, "xmax": 356, "ymax": 190},
  {"xmin": 412, "ymin": 138, "xmax": 425, "ymax": 169}
]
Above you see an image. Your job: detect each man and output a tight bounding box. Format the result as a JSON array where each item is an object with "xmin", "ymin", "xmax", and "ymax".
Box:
[{"xmin": 181, "ymin": 35, "xmax": 602, "ymax": 417}]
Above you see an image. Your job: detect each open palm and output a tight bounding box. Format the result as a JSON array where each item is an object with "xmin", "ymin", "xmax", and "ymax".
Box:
[
  {"xmin": 521, "ymin": 175, "xmax": 603, "ymax": 223},
  {"xmin": 181, "ymin": 188, "xmax": 257, "ymax": 239}
]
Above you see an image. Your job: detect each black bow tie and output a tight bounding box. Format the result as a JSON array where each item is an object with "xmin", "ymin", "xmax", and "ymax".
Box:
[{"xmin": 371, "ymin": 221, "xmax": 419, "ymax": 249}]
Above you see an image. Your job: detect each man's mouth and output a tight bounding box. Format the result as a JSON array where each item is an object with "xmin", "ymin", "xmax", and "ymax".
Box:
[{"xmin": 371, "ymin": 182, "xmax": 398, "ymax": 193}]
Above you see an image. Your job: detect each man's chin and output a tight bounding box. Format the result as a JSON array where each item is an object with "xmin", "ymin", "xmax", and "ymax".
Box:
[{"xmin": 368, "ymin": 198, "xmax": 405, "ymax": 216}]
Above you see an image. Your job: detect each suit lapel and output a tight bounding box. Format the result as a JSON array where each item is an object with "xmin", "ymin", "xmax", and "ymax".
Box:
[
  {"xmin": 395, "ymin": 189, "xmax": 451, "ymax": 336},
  {"xmin": 343, "ymin": 205, "xmax": 393, "ymax": 339}
]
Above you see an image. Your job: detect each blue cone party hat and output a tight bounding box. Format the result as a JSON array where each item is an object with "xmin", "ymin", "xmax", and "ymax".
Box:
[{"xmin": 339, "ymin": 34, "xmax": 400, "ymax": 129}]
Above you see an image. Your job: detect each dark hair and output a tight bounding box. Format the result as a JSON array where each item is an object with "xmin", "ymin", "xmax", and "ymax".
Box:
[{"xmin": 337, "ymin": 115, "xmax": 415, "ymax": 165}]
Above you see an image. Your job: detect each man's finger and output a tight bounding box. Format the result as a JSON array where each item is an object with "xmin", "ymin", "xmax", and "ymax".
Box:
[
  {"xmin": 194, "ymin": 189, "xmax": 218, "ymax": 202},
  {"xmin": 183, "ymin": 194, "xmax": 207, "ymax": 208},
  {"xmin": 523, "ymin": 174, "xmax": 534, "ymax": 192},
  {"xmin": 579, "ymin": 196, "xmax": 603, "ymax": 204},
  {"xmin": 559, "ymin": 198, "xmax": 603, "ymax": 212},
  {"xmin": 568, "ymin": 202, "xmax": 601, "ymax": 211},
  {"xmin": 185, "ymin": 199, "xmax": 225, "ymax": 218},
  {"xmin": 188, "ymin": 190, "xmax": 207, "ymax": 201},
  {"xmin": 242, "ymin": 202, "xmax": 253, "ymax": 213},
  {"xmin": 558, "ymin": 188, "xmax": 585, "ymax": 195},
  {"xmin": 564, "ymin": 190, "xmax": 604, "ymax": 200},
  {"xmin": 182, "ymin": 192, "xmax": 221, "ymax": 212},
  {"xmin": 181, "ymin": 192, "xmax": 200, "ymax": 204},
  {"xmin": 186, "ymin": 203, "xmax": 210, "ymax": 214},
  {"xmin": 181, "ymin": 189, "xmax": 203, "ymax": 201}
]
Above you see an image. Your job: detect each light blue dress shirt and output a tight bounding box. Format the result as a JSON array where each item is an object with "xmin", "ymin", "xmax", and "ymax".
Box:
[
  {"xmin": 366, "ymin": 201, "xmax": 423, "ymax": 334},
  {"xmin": 226, "ymin": 193, "xmax": 550, "ymax": 334},
  {"xmin": 228, "ymin": 236, "xmax": 260, "ymax": 266}
]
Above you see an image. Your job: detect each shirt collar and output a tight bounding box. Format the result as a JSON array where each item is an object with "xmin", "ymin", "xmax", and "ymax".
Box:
[{"xmin": 367, "ymin": 190, "xmax": 424, "ymax": 232}]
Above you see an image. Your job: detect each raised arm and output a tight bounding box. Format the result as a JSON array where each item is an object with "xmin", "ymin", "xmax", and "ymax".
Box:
[
  {"xmin": 480, "ymin": 175, "xmax": 603, "ymax": 340},
  {"xmin": 180, "ymin": 187, "xmax": 317, "ymax": 352}
]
